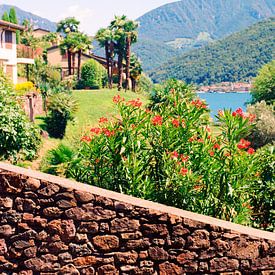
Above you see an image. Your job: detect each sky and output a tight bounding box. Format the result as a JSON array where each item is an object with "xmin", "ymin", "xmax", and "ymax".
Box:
[{"xmin": 3, "ymin": 0, "xmax": 177, "ymax": 34}]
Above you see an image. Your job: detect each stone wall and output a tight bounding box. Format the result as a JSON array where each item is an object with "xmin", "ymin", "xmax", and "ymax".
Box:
[{"xmin": 0, "ymin": 162, "xmax": 274, "ymax": 274}]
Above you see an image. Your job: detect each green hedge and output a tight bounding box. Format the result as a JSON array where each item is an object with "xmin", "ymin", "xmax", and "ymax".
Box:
[{"xmin": 78, "ymin": 59, "xmax": 107, "ymax": 89}]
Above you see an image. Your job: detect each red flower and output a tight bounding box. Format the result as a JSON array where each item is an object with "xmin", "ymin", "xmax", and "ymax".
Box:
[
  {"xmin": 171, "ymin": 151, "xmax": 179, "ymax": 159},
  {"xmin": 172, "ymin": 119, "xmax": 180, "ymax": 128},
  {"xmin": 237, "ymin": 139, "xmax": 251, "ymax": 149},
  {"xmin": 102, "ymin": 128, "xmax": 115, "ymax": 137},
  {"xmin": 218, "ymin": 110, "xmax": 224, "ymax": 117},
  {"xmin": 180, "ymin": 154, "xmax": 189, "ymax": 162},
  {"xmin": 151, "ymin": 115, "xmax": 163, "ymax": 126},
  {"xmin": 113, "ymin": 94, "xmax": 124, "ymax": 104},
  {"xmin": 213, "ymin": 143, "xmax": 220, "ymax": 150},
  {"xmin": 81, "ymin": 136, "xmax": 92, "ymax": 142},
  {"xmin": 179, "ymin": 167, "xmax": 188, "ymax": 176},
  {"xmin": 191, "ymin": 99, "xmax": 207, "ymax": 109},
  {"xmin": 197, "ymin": 138, "xmax": 204, "ymax": 143},
  {"xmin": 247, "ymin": 147, "xmax": 255, "ymax": 155},
  {"xmin": 99, "ymin": 117, "xmax": 108, "ymax": 124},
  {"xmin": 127, "ymin": 98, "xmax": 142, "ymax": 108},
  {"xmin": 90, "ymin": 127, "xmax": 101, "ymax": 135},
  {"xmin": 232, "ymin": 108, "xmax": 245, "ymax": 118},
  {"xmin": 209, "ymin": 151, "xmax": 215, "ymax": 157},
  {"xmin": 189, "ymin": 136, "xmax": 196, "ymax": 142}
]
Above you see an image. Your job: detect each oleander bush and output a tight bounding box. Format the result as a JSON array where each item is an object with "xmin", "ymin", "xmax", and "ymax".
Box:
[
  {"xmin": 0, "ymin": 71, "xmax": 41, "ymax": 162},
  {"xmin": 52, "ymin": 86, "xmax": 270, "ymax": 227}
]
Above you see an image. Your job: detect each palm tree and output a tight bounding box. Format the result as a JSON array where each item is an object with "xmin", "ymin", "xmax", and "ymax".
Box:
[
  {"xmin": 110, "ymin": 15, "xmax": 127, "ymax": 91},
  {"xmin": 124, "ymin": 20, "xmax": 138, "ymax": 90},
  {"xmin": 110, "ymin": 15, "xmax": 138, "ymax": 91},
  {"xmin": 96, "ymin": 28, "xmax": 115, "ymax": 89},
  {"xmin": 57, "ymin": 17, "xmax": 80, "ymax": 75}
]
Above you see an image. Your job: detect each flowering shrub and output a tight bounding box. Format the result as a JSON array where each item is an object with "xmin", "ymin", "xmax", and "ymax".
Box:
[
  {"xmin": 15, "ymin": 81, "xmax": 38, "ymax": 96},
  {"xmin": 60, "ymin": 88, "xmax": 267, "ymax": 226}
]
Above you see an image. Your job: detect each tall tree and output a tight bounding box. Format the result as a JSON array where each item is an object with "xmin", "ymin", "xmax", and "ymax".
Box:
[
  {"xmin": 57, "ymin": 17, "xmax": 80, "ymax": 75},
  {"xmin": 110, "ymin": 15, "xmax": 138, "ymax": 90},
  {"xmin": 96, "ymin": 28, "xmax": 115, "ymax": 89},
  {"xmin": 1, "ymin": 12, "xmax": 9, "ymax": 22},
  {"xmin": 8, "ymin": 8, "xmax": 20, "ymax": 43}
]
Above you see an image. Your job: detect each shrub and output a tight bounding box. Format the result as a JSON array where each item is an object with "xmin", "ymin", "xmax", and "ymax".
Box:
[
  {"xmin": 0, "ymin": 71, "xmax": 41, "ymax": 162},
  {"xmin": 15, "ymin": 81, "xmax": 37, "ymax": 96},
  {"xmin": 250, "ymin": 145, "xmax": 275, "ymax": 231},
  {"xmin": 136, "ymin": 73, "xmax": 153, "ymax": 93},
  {"xmin": 56, "ymin": 86, "xmax": 267, "ymax": 226},
  {"xmin": 150, "ymin": 79, "xmax": 195, "ymax": 108},
  {"xmin": 46, "ymin": 93, "xmax": 78, "ymax": 138},
  {"xmin": 251, "ymin": 60, "xmax": 275, "ymax": 105},
  {"xmin": 78, "ymin": 59, "xmax": 107, "ymax": 89},
  {"xmin": 246, "ymin": 101, "xmax": 275, "ymax": 148}
]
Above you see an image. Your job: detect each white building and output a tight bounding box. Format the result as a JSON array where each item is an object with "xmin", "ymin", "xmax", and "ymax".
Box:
[{"xmin": 0, "ymin": 20, "xmax": 34, "ymax": 84}]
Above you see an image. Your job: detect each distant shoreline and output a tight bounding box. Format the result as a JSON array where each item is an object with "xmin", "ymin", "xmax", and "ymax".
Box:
[{"xmin": 197, "ymin": 90, "xmax": 251, "ymax": 94}]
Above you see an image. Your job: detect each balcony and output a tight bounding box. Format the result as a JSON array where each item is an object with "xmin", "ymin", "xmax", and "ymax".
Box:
[{"xmin": 17, "ymin": 45, "xmax": 35, "ymax": 65}]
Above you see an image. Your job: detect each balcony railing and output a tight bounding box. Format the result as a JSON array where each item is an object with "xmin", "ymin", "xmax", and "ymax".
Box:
[{"xmin": 17, "ymin": 45, "xmax": 34, "ymax": 59}]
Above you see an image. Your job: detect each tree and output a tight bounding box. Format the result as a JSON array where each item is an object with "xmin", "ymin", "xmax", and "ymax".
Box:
[
  {"xmin": 130, "ymin": 54, "xmax": 142, "ymax": 92},
  {"xmin": 124, "ymin": 20, "xmax": 138, "ymax": 90},
  {"xmin": 57, "ymin": 17, "xmax": 80, "ymax": 75},
  {"xmin": 96, "ymin": 28, "xmax": 115, "ymax": 89},
  {"xmin": 110, "ymin": 15, "xmax": 138, "ymax": 91},
  {"xmin": 8, "ymin": 8, "xmax": 20, "ymax": 43},
  {"xmin": 1, "ymin": 12, "xmax": 9, "ymax": 22},
  {"xmin": 251, "ymin": 60, "xmax": 275, "ymax": 105}
]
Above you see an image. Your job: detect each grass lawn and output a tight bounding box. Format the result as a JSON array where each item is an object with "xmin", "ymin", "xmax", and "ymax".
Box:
[{"xmin": 31, "ymin": 88, "xmax": 149, "ymax": 169}]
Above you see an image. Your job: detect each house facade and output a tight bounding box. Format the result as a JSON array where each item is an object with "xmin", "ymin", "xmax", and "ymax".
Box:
[
  {"xmin": 0, "ymin": 20, "xmax": 34, "ymax": 84},
  {"xmin": 47, "ymin": 45, "xmax": 118, "ymax": 77}
]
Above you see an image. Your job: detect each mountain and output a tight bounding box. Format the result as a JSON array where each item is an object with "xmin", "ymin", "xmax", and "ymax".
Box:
[
  {"xmin": 150, "ymin": 17, "xmax": 275, "ymax": 85},
  {"xmin": 0, "ymin": 4, "xmax": 56, "ymax": 31},
  {"xmin": 138, "ymin": 0, "xmax": 275, "ymax": 43},
  {"xmin": 134, "ymin": 0, "xmax": 275, "ymax": 71}
]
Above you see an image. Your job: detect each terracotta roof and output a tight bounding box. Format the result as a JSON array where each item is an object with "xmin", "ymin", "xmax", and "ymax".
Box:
[
  {"xmin": 33, "ymin": 28, "xmax": 51, "ymax": 33},
  {"xmin": 0, "ymin": 20, "xmax": 25, "ymax": 31}
]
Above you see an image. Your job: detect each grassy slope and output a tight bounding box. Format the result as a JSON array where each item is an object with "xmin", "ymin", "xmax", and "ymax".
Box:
[{"xmin": 30, "ymin": 89, "xmax": 149, "ymax": 169}]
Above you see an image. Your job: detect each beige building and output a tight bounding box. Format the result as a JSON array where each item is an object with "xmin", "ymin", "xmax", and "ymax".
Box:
[
  {"xmin": 0, "ymin": 20, "xmax": 34, "ymax": 84},
  {"xmin": 33, "ymin": 28, "xmax": 51, "ymax": 39},
  {"xmin": 47, "ymin": 45, "xmax": 117, "ymax": 77}
]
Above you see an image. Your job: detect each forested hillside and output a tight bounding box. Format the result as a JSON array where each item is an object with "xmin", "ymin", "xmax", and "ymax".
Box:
[{"xmin": 150, "ymin": 18, "xmax": 275, "ymax": 85}]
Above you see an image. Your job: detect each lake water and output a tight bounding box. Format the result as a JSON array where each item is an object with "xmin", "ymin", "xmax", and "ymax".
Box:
[{"xmin": 198, "ymin": 92, "xmax": 251, "ymax": 118}]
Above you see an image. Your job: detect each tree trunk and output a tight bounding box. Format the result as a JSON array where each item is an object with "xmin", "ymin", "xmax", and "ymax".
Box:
[
  {"xmin": 117, "ymin": 52, "xmax": 123, "ymax": 91},
  {"xmin": 131, "ymin": 77, "xmax": 136, "ymax": 92},
  {"xmin": 109, "ymin": 41, "xmax": 114, "ymax": 89},
  {"xmin": 72, "ymin": 52, "xmax": 76, "ymax": 75},
  {"xmin": 125, "ymin": 34, "xmax": 131, "ymax": 90},
  {"xmin": 77, "ymin": 50, "xmax": 81, "ymax": 80},
  {"xmin": 68, "ymin": 50, "xmax": 72, "ymax": 76},
  {"xmin": 105, "ymin": 41, "xmax": 111, "ymax": 89}
]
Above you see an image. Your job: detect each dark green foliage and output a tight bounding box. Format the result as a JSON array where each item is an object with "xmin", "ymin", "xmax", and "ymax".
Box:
[
  {"xmin": 150, "ymin": 79, "xmax": 195, "ymax": 107},
  {"xmin": 41, "ymin": 144, "xmax": 76, "ymax": 176},
  {"xmin": 0, "ymin": 71, "xmax": 41, "ymax": 162},
  {"xmin": 8, "ymin": 7, "xmax": 18, "ymax": 23},
  {"xmin": 150, "ymin": 18, "xmax": 275, "ymax": 85},
  {"xmin": 1, "ymin": 11, "xmax": 9, "ymax": 21},
  {"xmin": 251, "ymin": 60, "xmax": 275, "ymax": 104},
  {"xmin": 78, "ymin": 60, "xmax": 107, "ymax": 89},
  {"xmin": 250, "ymin": 145, "xmax": 275, "ymax": 231},
  {"xmin": 46, "ymin": 93, "xmax": 78, "ymax": 138}
]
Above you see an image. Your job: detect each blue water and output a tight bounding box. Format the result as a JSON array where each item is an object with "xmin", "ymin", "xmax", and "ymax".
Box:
[{"xmin": 198, "ymin": 92, "xmax": 251, "ymax": 118}]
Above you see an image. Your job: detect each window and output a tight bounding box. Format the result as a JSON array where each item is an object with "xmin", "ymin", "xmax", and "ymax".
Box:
[{"xmin": 5, "ymin": 31, "xmax": 13, "ymax": 43}]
